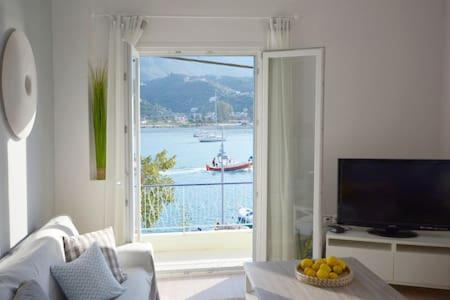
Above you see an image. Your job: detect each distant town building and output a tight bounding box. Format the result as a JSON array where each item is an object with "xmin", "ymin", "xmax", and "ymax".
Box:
[{"xmin": 174, "ymin": 114, "xmax": 188, "ymax": 124}]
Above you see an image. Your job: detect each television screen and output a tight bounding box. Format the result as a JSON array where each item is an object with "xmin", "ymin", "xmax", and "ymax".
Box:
[{"xmin": 338, "ymin": 159, "xmax": 450, "ymax": 230}]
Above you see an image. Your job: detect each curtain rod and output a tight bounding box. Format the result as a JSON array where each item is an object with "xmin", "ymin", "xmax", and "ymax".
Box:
[{"xmin": 91, "ymin": 13, "xmax": 298, "ymax": 21}]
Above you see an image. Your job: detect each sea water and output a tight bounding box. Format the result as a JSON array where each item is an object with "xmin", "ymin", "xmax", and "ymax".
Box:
[{"xmin": 140, "ymin": 126, "xmax": 253, "ymax": 232}]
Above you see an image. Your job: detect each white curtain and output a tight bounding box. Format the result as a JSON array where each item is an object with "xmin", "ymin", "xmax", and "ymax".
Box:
[
  {"xmin": 106, "ymin": 16, "xmax": 147, "ymax": 244},
  {"xmin": 266, "ymin": 17, "xmax": 297, "ymax": 260},
  {"xmin": 267, "ymin": 17, "xmax": 291, "ymax": 50}
]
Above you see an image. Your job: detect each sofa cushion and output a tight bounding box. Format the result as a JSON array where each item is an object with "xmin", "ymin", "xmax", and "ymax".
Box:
[
  {"xmin": 0, "ymin": 238, "xmax": 65, "ymax": 300},
  {"xmin": 63, "ymin": 227, "xmax": 127, "ymax": 283},
  {"xmin": 51, "ymin": 243, "xmax": 125, "ymax": 300},
  {"xmin": 0, "ymin": 216, "xmax": 78, "ymax": 300},
  {"xmin": 13, "ymin": 280, "xmax": 49, "ymax": 300}
]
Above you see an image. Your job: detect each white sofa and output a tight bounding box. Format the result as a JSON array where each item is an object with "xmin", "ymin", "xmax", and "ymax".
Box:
[{"xmin": 0, "ymin": 216, "xmax": 160, "ymax": 300}]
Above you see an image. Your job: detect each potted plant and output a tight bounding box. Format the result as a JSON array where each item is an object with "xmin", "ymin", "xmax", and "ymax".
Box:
[{"xmin": 89, "ymin": 64, "xmax": 107, "ymax": 180}]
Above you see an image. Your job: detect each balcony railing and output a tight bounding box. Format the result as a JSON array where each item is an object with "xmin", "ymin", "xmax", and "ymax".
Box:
[{"xmin": 141, "ymin": 182, "xmax": 253, "ymax": 233}]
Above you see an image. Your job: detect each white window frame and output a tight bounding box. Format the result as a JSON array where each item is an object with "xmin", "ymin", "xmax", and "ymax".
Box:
[
  {"xmin": 124, "ymin": 47, "xmax": 324, "ymax": 260},
  {"xmin": 125, "ymin": 47, "xmax": 265, "ymax": 258}
]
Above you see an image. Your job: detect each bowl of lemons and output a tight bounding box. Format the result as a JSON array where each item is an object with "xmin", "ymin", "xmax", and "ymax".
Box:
[{"xmin": 295, "ymin": 256, "xmax": 353, "ymax": 288}]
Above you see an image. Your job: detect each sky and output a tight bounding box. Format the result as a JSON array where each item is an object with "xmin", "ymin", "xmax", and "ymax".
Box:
[{"xmin": 140, "ymin": 55, "xmax": 255, "ymax": 81}]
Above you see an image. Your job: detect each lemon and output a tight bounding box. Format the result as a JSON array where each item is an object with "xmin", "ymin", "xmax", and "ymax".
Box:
[
  {"xmin": 326, "ymin": 256, "xmax": 339, "ymax": 266},
  {"xmin": 316, "ymin": 258, "xmax": 326, "ymax": 264},
  {"xmin": 311, "ymin": 262, "xmax": 321, "ymax": 271},
  {"xmin": 333, "ymin": 265, "xmax": 343, "ymax": 274},
  {"xmin": 304, "ymin": 267, "xmax": 316, "ymax": 277},
  {"xmin": 319, "ymin": 263, "xmax": 331, "ymax": 273},
  {"xmin": 316, "ymin": 269, "xmax": 329, "ymax": 279},
  {"xmin": 300, "ymin": 258, "xmax": 313, "ymax": 270},
  {"xmin": 328, "ymin": 272, "xmax": 338, "ymax": 279},
  {"xmin": 337, "ymin": 259, "xmax": 347, "ymax": 270}
]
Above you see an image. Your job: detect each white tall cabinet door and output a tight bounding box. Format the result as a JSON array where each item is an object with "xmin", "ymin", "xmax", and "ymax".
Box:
[{"xmin": 255, "ymin": 48, "xmax": 324, "ymax": 261}]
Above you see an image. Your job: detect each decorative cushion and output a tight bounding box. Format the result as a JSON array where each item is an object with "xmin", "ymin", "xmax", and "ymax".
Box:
[
  {"xmin": 51, "ymin": 243, "xmax": 125, "ymax": 300},
  {"xmin": 63, "ymin": 227, "xmax": 127, "ymax": 283},
  {"xmin": 13, "ymin": 280, "xmax": 49, "ymax": 300}
]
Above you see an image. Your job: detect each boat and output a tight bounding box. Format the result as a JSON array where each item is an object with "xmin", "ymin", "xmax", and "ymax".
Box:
[
  {"xmin": 206, "ymin": 153, "xmax": 253, "ymax": 172},
  {"xmin": 206, "ymin": 161, "xmax": 252, "ymax": 171},
  {"xmin": 193, "ymin": 130, "xmax": 207, "ymax": 137},
  {"xmin": 199, "ymin": 134, "xmax": 226, "ymax": 142},
  {"xmin": 198, "ymin": 92, "xmax": 227, "ymax": 142},
  {"xmin": 205, "ymin": 129, "xmax": 252, "ymax": 171},
  {"xmin": 237, "ymin": 207, "xmax": 253, "ymax": 227}
]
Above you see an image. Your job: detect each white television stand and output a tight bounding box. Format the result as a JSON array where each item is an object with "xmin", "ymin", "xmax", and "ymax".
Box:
[{"xmin": 326, "ymin": 228, "xmax": 450, "ymax": 290}]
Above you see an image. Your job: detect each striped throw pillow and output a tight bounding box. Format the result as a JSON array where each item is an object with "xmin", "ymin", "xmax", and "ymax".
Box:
[{"xmin": 63, "ymin": 227, "xmax": 127, "ymax": 283}]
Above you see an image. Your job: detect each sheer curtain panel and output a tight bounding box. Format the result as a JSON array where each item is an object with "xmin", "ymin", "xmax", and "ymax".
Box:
[
  {"xmin": 266, "ymin": 17, "xmax": 298, "ymax": 260},
  {"xmin": 105, "ymin": 16, "xmax": 147, "ymax": 244}
]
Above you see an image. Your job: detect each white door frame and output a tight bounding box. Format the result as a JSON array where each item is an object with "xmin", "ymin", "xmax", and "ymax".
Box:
[
  {"xmin": 124, "ymin": 46, "xmax": 141, "ymax": 243},
  {"xmin": 125, "ymin": 47, "xmax": 324, "ymax": 259},
  {"xmin": 259, "ymin": 48, "xmax": 325, "ymax": 260},
  {"xmin": 127, "ymin": 47, "xmax": 264, "ymax": 254}
]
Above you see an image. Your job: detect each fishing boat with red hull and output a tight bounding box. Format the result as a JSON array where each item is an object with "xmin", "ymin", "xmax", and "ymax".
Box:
[
  {"xmin": 206, "ymin": 161, "xmax": 252, "ymax": 172},
  {"xmin": 204, "ymin": 124, "xmax": 252, "ymax": 172}
]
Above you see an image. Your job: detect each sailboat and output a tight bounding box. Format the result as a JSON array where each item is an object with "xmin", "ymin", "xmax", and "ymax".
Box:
[
  {"xmin": 199, "ymin": 134, "xmax": 226, "ymax": 143},
  {"xmin": 198, "ymin": 91, "xmax": 226, "ymax": 143},
  {"xmin": 193, "ymin": 130, "xmax": 207, "ymax": 137}
]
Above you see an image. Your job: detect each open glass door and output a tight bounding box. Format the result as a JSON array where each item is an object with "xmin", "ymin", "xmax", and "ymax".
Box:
[{"xmin": 256, "ymin": 48, "xmax": 323, "ymax": 261}]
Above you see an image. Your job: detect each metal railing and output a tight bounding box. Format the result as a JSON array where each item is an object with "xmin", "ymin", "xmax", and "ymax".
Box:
[{"xmin": 141, "ymin": 181, "xmax": 253, "ymax": 233}]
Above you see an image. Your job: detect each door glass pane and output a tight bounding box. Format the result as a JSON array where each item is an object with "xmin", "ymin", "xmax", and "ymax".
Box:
[{"xmin": 267, "ymin": 55, "xmax": 316, "ymax": 260}]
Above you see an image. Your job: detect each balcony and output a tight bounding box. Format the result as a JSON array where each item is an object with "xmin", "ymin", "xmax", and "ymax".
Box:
[{"xmin": 140, "ymin": 182, "xmax": 253, "ymax": 274}]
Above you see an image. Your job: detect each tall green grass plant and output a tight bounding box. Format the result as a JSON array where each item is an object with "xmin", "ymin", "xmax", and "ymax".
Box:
[{"xmin": 89, "ymin": 64, "xmax": 107, "ymax": 180}]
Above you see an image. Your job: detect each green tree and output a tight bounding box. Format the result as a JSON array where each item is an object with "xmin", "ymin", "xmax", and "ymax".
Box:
[
  {"xmin": 217, "ymin": 100, "xmax": 233, "ymax": 122},
  {"xmin": 141, "ymin": 150, "xmax": 176, "ymax": 228}
]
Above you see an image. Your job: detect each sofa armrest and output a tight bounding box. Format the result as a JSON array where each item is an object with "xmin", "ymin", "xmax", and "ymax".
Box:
[
  {"xmin": 116, "ymin": 242, "xmax": 156, "ymax": 275},
  {"xmin": 116, "ymin": 243, "xmax": 160, "ymax": 300}
]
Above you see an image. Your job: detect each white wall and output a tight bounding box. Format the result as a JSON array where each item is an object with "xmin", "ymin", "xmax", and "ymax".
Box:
[
  {"xmin": 0, "ymin": 0, "xmax": 54, "ymax": 254},
  {"xmin": 52, "ymin": 0, "xmax": 444, "ymax": 234},
  {"xmin": 52, "ymin": 0, "xmax": 106, "ymax": 234},
  {"xmin": 442, "ymin": 2, "xmax": 450, "ymax": 155}
]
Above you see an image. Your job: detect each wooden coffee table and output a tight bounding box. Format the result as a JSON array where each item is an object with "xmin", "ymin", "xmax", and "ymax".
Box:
[{"xmin": 244, "ymin": 257, "xmax": 406, "ymax": 300}]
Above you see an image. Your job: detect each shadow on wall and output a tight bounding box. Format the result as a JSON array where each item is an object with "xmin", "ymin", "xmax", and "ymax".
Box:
[{"xmin": 21, "ymin": 0, "xmax": 52, "ymax": 254}]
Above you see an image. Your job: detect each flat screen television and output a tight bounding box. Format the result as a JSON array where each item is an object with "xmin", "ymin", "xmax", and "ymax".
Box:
[{"xmin": 338, "ymin": 159, "xmax": 450, "ymax": 238}]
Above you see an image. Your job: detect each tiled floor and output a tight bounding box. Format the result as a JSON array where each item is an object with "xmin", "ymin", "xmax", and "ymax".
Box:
[
  {"xmin": 158, "ymin": 272, "xmax": 450, "ymax": 300},
  {"xmin": 158, "ymin": 273, "xmax": 245, "ymax": 300}
]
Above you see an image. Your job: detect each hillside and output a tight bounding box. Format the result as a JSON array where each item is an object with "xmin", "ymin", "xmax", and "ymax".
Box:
[
  {"xmin": 140, "ymin": 56, "xmax": 254, "ymax": 80},
  {"xmin": 140, "ymin": 73, "xmax": 254, "ymax": 120}
]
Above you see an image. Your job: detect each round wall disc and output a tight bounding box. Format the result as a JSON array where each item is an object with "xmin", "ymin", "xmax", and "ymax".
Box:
[{"xmin": 1, "ymin": 30, "xmax": 37, "ymax": 140}]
